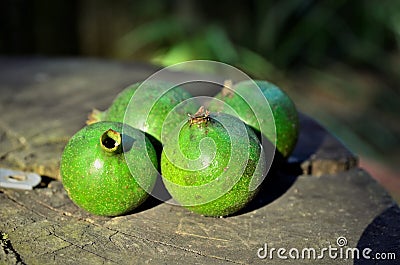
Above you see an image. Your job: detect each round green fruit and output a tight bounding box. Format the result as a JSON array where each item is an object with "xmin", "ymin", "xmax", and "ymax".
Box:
[
  {"xmin": 61, "ymin": 121, "xmax": 158, "ymax": 216},
  {"xmin": 161, "ymin": 109, "xmax": 266, "ymax": 217},
  {"xmin": 88, "ymin": 81, "xmax": 198, "ymax": 143},
  {"xmin": 210, "ymin": 80, "xmax": 299, "ymax": 158}
]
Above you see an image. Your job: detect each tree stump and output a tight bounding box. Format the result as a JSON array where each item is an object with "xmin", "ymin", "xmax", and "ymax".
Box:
[{"xmin": 0, "ymin": 58, "xmax": 398, "ymax": 264}]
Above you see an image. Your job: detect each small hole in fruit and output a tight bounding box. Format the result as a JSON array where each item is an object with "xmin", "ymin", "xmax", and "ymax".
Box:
[
  {"xmin": 100, "ymin": 129, "xmax": 122, "ymax": 153},
  {"xmin": 102, "ymin": 137, "xmax": 116, "ymax": 149}
]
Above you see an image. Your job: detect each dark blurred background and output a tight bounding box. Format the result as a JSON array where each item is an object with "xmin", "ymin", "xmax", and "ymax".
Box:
[{"xmin": 0, "ymin": 0, "xmax": 399, "ymax": 200}]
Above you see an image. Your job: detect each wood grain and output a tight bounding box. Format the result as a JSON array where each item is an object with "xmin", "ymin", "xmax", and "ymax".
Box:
[{"xmin": 0, "ymin": 58, "xmax": 398, "ymax": 264}]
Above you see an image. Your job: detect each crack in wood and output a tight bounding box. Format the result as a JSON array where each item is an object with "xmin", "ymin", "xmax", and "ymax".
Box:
[
  {"xmin": 4, "ymin": 193, "xmax": 242, "ymax": 263},
  {"xmin": 107, "ymin": 231, "xmax": 119, "ymax": 245},
  {"xmin": 103, "ymin": 227, "xmax": 245, "ymax": 264},
  {"xmin": 3, "ymin": 189, "xmax": 247, "ymax": 264},
  {"xmin": 0, "ymin": 231, "xmax": 26, "ymax": 265},
  {"xmin": 3, "ymin": 192, "xmax": 48, "ymax": 220},
  {"xmin": 48, "ymin": 230, "xmax": 118, "ymax": 264}
]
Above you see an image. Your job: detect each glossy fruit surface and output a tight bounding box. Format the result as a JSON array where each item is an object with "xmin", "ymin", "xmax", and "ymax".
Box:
[
  {"xmin": 210, "ymin": 80, "xmax": 299, "ymax": 158},
  {"xmin": 88, "ymin": 81, "xmax": 198, "ymax": 143},
  {"xmin": 61, "ymin": 121, "xmax": 158, "ymax": 216},
  {"xmin": 161, "ymin": 109, "xmax": 266, "ymax": 217}
]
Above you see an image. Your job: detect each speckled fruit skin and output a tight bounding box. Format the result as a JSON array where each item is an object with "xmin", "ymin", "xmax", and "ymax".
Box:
[
  {"xmin": 61, "ymin": 122, "xmax": 158, "ymax": 216},
  {"xmin": 211, "ymin": 80, "xmax": 299, "ymax": 158},
  {"xmin": 88, "ymin": 81, "xmax": 198, "ymax": 143},
  {"xmin": 161, "ymin": 112, "xmax": 266, "ymax": 217}
]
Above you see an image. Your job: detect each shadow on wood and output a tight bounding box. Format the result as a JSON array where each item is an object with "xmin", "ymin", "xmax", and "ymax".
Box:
[{"xmin": 355, "ymin": 204, "xmax": 400, "ymax": 264}]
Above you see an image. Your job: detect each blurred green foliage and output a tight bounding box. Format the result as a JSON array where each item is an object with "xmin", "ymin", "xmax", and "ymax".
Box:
[
  {"xmin": 111, "ymin": 0, "xmax": 399, "ymax": 78},
  {"xmin": 1, "ymin": 0, "xmax": 399, "ymax": 77}
]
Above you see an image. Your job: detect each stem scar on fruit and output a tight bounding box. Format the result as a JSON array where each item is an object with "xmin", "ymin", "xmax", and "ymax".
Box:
[
  {"xmin": 188, "ymin": 106, "xmax": 211, "ymax": 128},
  {"xmin": 100, "ymin": 128, "xmax": 122, "ymax": 153}
]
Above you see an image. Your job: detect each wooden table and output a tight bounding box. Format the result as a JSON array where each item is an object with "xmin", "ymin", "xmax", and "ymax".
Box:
[{"xmin": 0, "ymin": 58, "xmax": 399, "ymax": 264}]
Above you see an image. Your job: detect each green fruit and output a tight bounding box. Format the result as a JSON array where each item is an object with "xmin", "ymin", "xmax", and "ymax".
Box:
[
  {"xmin": 210, "ymin": 80, "xmax": 299, "ymax": 158},
  {"xmin": 61, "ymin": 121, "xmax": 158, "ymax": 216},
  {"xmin": 161, "ymin": 109, "xmax": 266, "ymax": 217},
  {"xmin": 88, "ymin": 81, "xmax": 198, "ymax": 143}
]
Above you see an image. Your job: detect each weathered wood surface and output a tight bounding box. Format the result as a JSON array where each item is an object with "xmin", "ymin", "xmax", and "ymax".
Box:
[
  {"xmin": 0, "ymin": 58, "xmax": 158, "ymax": 179},
  {"xmin": 0, "ymin": 58, "xmax": 399, "ymax": 264}
]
